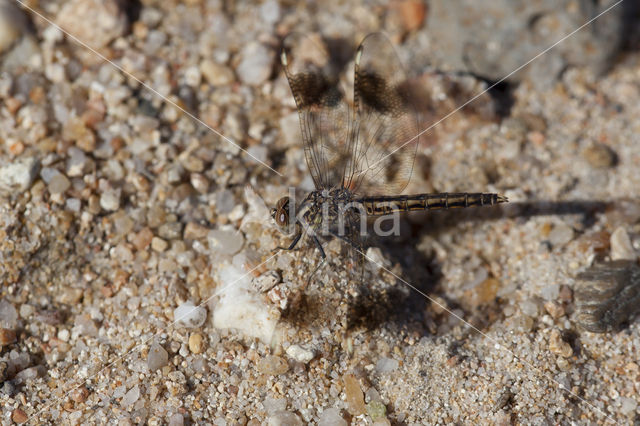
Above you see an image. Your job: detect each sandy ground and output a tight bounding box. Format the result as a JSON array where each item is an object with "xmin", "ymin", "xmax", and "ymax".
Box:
[{"xmin": 0, "ymin": 0, "xmax": 639, "ymax": 425}]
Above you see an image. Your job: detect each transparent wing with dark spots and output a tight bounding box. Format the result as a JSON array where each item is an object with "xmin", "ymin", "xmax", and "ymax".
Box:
[
  {"xmin": 344, "ymin": 33, "xmax": 422, "ymax": 196},
  {"xmin": 281, "ymin": 33, "xmax": 353, "ymax": 190}
]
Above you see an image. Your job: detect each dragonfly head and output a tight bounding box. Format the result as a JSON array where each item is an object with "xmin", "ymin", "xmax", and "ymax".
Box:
[{"xmin": 271, "ymin": 196, "xmax": 292, "ymax": 229}]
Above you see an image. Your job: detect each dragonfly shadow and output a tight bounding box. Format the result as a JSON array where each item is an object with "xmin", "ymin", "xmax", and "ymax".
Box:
[
  {"xmin": 419, "ymin": 199, "xmax": 610, "ymax": 233},
  {"xmin": 346, "ymin": 199, "xmax": 611, "ymax": 334}
]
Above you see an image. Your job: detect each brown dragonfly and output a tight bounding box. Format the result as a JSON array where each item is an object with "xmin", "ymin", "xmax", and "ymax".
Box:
[{"xmin": 271, "ymin": 33, "xmax": 507, "ymax": 277}]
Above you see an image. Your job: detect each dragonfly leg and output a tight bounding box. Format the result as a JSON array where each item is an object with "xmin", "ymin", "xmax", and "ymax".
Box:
[{"xmin": 312, "ymin": 235, "xmax": 326, "ymax": 259}]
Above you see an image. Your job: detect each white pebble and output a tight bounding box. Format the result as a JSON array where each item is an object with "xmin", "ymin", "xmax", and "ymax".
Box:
[
  {"xmin": 57, "ymin": 329, "xmax": 70, "ymax": 342},
  {"xmin": 208, "ymin": 228, "xmax": 244, "ymax": 255},
  {"xmin": 121, "ymin": 385, "xmax": 140, "ymax": 407},
  {"xmin": 66, "ymin": 147, "xmax": 87, "ymax": 176},
  {"xmin": 318, "ymin": 408, "xmax": 347, "ymax": 426},
  {"xmin": 260, "ymin": 0, "xmax": 281, "ymax": 25},
  {"xmin": 0, "ymin": 156, "xmax": 39, "ymax": 193},
  {"xmin": 100, "ymin": 188, "xmax": 121, "ymax": 211},
  {"xmin": 167, "ymin": 413, "xmax": 184, "ymax": 426},
  {"xmin": 184, "ymin": 65, "xmax": 201, "ymax": 87},
  {"xmin": 212, "ymin": 264, "xmax": 279, "ymax": 343},
  {"xmin": 619, "ymin": 396, "xmax": 637, "ymax": 416},
  {"xmin": 236, "ymin": 42, "xmax": 274, "ymax": 86},
  {"xmin": 286, "ymin": 345, "xmax": 314, "ymax": 364},
  {"xmin": 66, "ymin": 198, "xmax": 81, "ymax": 212},
  {"xmin": 267, "ymin": 411, "xmax": 302, "ymax": 426},
  {"xmin": 174, "ymin": 301, "xmax": 207, "ymax": 328},
  {"xmin": 376, "ymin": 357, "xmax": 398, "ymax": 373},
  {"xmin": 610, "ymin": 226, "xmax": 636, "ymax": 261}
]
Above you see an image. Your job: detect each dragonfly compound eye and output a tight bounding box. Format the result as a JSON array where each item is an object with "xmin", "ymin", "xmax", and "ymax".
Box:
[{"xmin": 274, "ymin": 197, "xmax": 291, "ymax": 227}]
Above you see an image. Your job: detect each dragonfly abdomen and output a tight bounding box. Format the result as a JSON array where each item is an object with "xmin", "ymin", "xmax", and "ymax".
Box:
[{"xmin": 358, "ymin": 192, "xmax": 508, "ymax": 216}]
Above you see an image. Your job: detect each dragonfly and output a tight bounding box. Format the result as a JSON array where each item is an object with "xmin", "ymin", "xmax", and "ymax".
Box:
[{"xmin": 271, "ymin": 32, "xmax": 507, "ymax": 279}]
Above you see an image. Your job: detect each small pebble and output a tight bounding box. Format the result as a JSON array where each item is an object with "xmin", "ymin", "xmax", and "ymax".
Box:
[
  {"xmin": 12, "ymin": 408, "xmax": 28, "ymax": 424},
  {"xmin": 540, "ymin": 284, "xmax": 560, "ymax": 301},
  {"xmin": 543, "ymin": 301, "xmax": 565, "ymax": 319},
  {"xmin": 343, "ymin": 374, "xmax": 366, "ymax": 415},
  {"xmin": 619, "ymin": 396, "xmax": 637, "ymax": 416},
  {"xmin": 62, "ymin": 116, "xmax": 96, "ymax": 151},
  {"xmin": 267, "ymin": 411, "xmax": 302, "ymax": 426},
  {"xmin": 548, "ymin": 222, "xmax": 574, "ymax": 248},
  {"xmin": 167, "ymin": 413, "xmax": 184, "ymax": 426},
  {"xmin": 188, "ymin": 333, "xmax": 205, "ymax": 354},
  {"xmin": 610, "ymin": 226, "xmax": 636, "ymax": 261},
  {"xmin": 520, "ymin": 298, "xmax": 540, "ymax": 317},
  {"xmin": 73, "ymin": 314, "xmax": 98, "ymax": 336},
  {"xmin": 0, "ymin": 299, "xmax": 18, "ymax": 329},
  {"xmin": 70, "ymin": 386, "xmax": 90, "ymax": 403},
  {"xmin": 121, "ymin": 384, "xmax": 140, "ymax": 407},
  {"xmin": 158, "ymin": 222, "xmax": 183, "ymax": 240},
  {"xmin": 66, "ymin": 147, "xmax": 87, "ymax": 176},
  {"xmin": 151, "ymin": 237, "xmax": 168, "ymax": 252},
  {"xmin": 132, "ymin": 228, "xmax": 154, "ymax": 251},
  {"xmin": 583, "ymin": 142, "xmax": 617, "ymax": 168},
  {"xmin": 183, "ymin": 65, "xmax": 201, "ymax": 87},
  {"xmin": 0, "ymin": 156, "xmax": 39, "ymax": 193},
  {"xmin": 57, "ymin": 0, "xmax": 128, "ymax": 49},
  {"xmin": 0, "ymin": 328, "xmax": 16, "ymax": 346},
  {"xmin": 48, "ymin": 173, "xmax": 71, "ymax": 194},
  {"xmin": 549, "ymin": 329, "xmax": 573, "ymax": 358},
  {"xmin": 318, "ymin": 408, "xmax": 347, "ymax": 426},
  {"xmin": 190, "ymin": 173, "xmax": 209, "ymax": 193},
  {"xmin": 57, "ymin": 328, "xmax": 70, "ymax": 342},
  {"xmin": 375, "ymin": 357, "xmax": 398, "ymax": 374},
  {"xmin": 100, "ymin": 188, "xmax": 121, "ymax": 211},
  {"xmin": 398, "ymin": 0, "xmax": 426, "ymax": 32},
  {"xmin": 147, "ymin": 342, "xmax": 169, "ymax": 372},
  {"xmin": 200, "ymin": 60, "xmax": 235, "ymax": 86},
  {"xmin": 258, "ymin": 355, "xmax": 289, "ymax": 375},
  {"xmin": 285, "ymin": 345, "xmax": 314, "ymax": 364},
  {"xmin": 174, "ymin": 301, "xmax": 207, "ymax": 328},
  {"xmin": 236, "ymin": 42, "xmax": 274, "ymax": 86},
  {"xmin": 366, "ymin": 400, "xmax": 387, "ymax": 421},
  {"xmin": 184, "ymin": 222, "xmax": 209, "ymax": 240},
  {"xmin": 259, "ymin": 0, "xmax": 281, "ymax": 25},
  {"xmin": 0, "ymin": 2, "xmax": 23, "ymax": 54},
  {"xmin": 208, "ymin": 228, "xmax": 245, "ymax": 255}
]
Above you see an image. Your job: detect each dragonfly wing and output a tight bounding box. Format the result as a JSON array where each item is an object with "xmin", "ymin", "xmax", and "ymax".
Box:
[
  {"xmin": 281, "ymin": 33, "xmax": 353, "ymax": 190},
  {"xmin": 345, "ymin": 33, "xmax": 422, "ymax": 196}
]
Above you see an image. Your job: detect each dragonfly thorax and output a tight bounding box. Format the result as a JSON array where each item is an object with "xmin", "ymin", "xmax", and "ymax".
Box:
[{"xmin": 271, "ymin": 187, "xmax": 357, "ymax": 234}]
